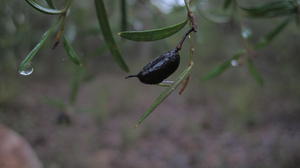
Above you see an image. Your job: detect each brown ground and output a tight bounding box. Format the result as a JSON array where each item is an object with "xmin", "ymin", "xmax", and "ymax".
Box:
[{"xmin": 1, "ymin": 72, "xmax": 299, "ymax": 168}]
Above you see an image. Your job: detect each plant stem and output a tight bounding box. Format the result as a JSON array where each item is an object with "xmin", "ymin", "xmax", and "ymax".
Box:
[
  {"xmin": 176, "ymin": 0, "xmax": 197, "ymax": 51},
  {"xmin": 51, "ymin": 0, "xmax": 74, "ymax": 49},
  {"xmin": 176, "ymin": 27, "xmax": 195, "ymax": 51}
]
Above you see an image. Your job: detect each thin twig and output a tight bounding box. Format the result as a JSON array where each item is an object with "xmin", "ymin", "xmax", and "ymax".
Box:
[
  {"xmin": 176, "ymin": 27, "xmax": 195, "ymax": 51},
  {"xmin": 177, "ymin": 0, "xmax": 197, "ymax": 94},
  {"xmin": 52, "ymin": 14, "xmax": 66, "ymax": 49},
  {"xmin": 51, "ymin": 0, "xmax": 73, "ymax": 49},
  {"xmin": 176, "ymin": 0, "xmax": 197, "ymax": 51}
]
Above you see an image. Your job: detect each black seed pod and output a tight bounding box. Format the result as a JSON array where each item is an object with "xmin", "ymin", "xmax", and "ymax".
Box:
[{"xmin": 126, "ymin": 49, "xmax": 180, "ymax": 84}]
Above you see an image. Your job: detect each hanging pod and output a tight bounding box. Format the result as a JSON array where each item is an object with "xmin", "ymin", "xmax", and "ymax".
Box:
[
  {"xmin": 125, "ymin": 27, "xmax": 196, "ymax": 85},
  {"xmin": 126, "ymin": 49, "xmax": 180, "ymax": 84}
]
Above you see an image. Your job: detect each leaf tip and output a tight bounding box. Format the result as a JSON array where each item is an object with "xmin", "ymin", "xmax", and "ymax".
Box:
[{"xmin": 123, "ymin": 65, "xmax": 130, "ymax": 73}]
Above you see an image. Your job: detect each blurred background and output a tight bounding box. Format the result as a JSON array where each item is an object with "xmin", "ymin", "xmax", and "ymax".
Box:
[{"xmin": 0, "ymin": 0, "xmax": 300, "ymax": 168}]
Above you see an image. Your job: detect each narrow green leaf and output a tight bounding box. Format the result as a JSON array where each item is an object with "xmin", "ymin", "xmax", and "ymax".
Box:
[
  {"xmin": 247, "ymin": 58, "xmax": 264, "ymax": 86},
  {"xmin": 202, "ymin": 50, "xmax": 246, "ymax": 80},
  {"xmin": 184, "ymin": 0, "xmax": 190, "ymax": 12},
  {"xmin": 240, "ymin": 0, "xmax": 297, "ymax": 18},
  {"xmin": 119, "ymin": 20, "xmax": 188, "ymax": 41},
  {"xmin": 95, "ymin": 0, "xmax": 129, "ymax": 72},
  {"xmin": 137, "ymin": 62, "xmax": 194, "ymax": 125},
  {"xmin": 63, "ymin": 37, "xmax": 82, "ymax": 66},
  {"xmin": 25, "ymin": 0, "xmax": 65, "ymax": 15},
  {"xmin": 255, "ymin": 17, "xmax": 291, "ymax": 49},
  {"xmin": 19, "ymin": 20, "xmax": 60, "ymax": 72},
  {"xmin": 120, "ymin": 0, "xmax": 128, "ymax": 31}
]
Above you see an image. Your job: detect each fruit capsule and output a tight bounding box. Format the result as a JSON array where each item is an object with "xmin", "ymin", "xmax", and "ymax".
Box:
[{"xmin": 126, "ymin": 49, "xmax": 180, "ymax": 84}]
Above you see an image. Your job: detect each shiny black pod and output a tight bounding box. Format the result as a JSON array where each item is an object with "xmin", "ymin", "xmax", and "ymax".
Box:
[{"xmin": 126, "ymin": 49, "xmax": 180, "ymax": 84}]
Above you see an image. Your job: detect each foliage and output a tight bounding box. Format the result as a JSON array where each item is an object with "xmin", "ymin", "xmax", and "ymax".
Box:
[
  {"xmin": 17, "ymin": 0, "xmax": 300, "ymax": 124},
  {"xmin": 94, "ymin": 0, "xmax": 129, "ymax": 72},
  {"xmin": 118, "ymin": 20, "xmax": 188, "ymax": 41}
]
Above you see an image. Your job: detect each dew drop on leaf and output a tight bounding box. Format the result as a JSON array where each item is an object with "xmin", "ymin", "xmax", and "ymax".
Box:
[
  {"xmin": 241, "ymin": 27, "xmax": 252, "ymax": 39},
  {"xmin": 19, "ymin": 63, "xmax": 34, "ymax": 76},
  {"xmin": 231, "ymin": 59, "xmax": 239, "ymax": 67}
]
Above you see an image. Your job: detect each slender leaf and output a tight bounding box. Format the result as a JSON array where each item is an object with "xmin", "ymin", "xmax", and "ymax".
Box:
[
  {"xmin": 95, "ymin": 0, "xmax": 129, "ymax": 72},
  {"xmin": 240, "ymin": 0, "xmax": 297, "ymax": 18},
  {"xmin": 202, "ymin": 50, "xmax": 246, "ymax": 80},
  {"xmin": 120, "ymin": 0, "xmax": 128, "ymax": 31},
  {"xmin": 63, "ymin": 37, "xmax": 82, "ymax": 66},
  {"xmin": 19, "ymin": 20, "xmax": 60, "ymax": 72},
  {"xmin": 137, "ymin": 62, "xmax": 194, "ymax": 125},
  {"xmin": 184, "ymin": 0, "xmax": 190, "ymax": 12},
  {"xmin": 247, "ymin": 58, "xmax": 264, "ymax": 86},
  {"xmin": 25, "ymin": 0, "xmax": 66, "ymax": 15},
  {"xmin": 119, "ymin": 20, "xmax": 188, "ymax": 41},
  {"xmin": 255, "ymin": 17, "xmax": 291, "ymax": 49}
]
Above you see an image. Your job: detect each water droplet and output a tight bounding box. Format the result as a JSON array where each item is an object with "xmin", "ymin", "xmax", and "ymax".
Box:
[
  {"xmin": 241, "ymin": 27, "xmax": 252, "ymax": 39},
  {"xmin": 231, "ymin": 60, "xmax": 239, "ymax": 67},
  {"xmin": 18, "ymin": 63, "xmax": 34, "ymax": 76}
]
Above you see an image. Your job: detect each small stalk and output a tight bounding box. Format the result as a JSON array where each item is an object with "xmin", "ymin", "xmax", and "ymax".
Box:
[
  {"xmin": 177, "ymin": 0, "xmax": 197, "ymax": 94},
  {"xmin": 176, "ymin": 27, "xmax": 195, "ymax": 51},
  {"xmin": 52, "ymin": 14, "xmax": 66, "ymax": 49},
  {"xmin": 51, "ymin": 0, "xmax": 73, "ymax": 49}
]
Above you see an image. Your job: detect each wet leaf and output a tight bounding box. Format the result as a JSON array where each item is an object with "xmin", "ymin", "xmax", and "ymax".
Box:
[
  {"xmin": 247, "ymin": 58, "xmax": 264, "ymax": 86},
  {"xmin": 240, "ymin": 0, "xmax": 297, "ymax": 18},
  {"xmin": 63, "ymin": 37, "xmax": 82, "ymax": 66},
  {"xmin": 255, "ymin": 17, "xmax": 291, "ymax": 49},
  {"xmin": 137, "ymin": 62, "xmax": 194, "ymax": 126},
  {"xmin": 119, "ymin": 20, "xmax": 187, "ymax": 41},
  {"xmin": 25, "ymin": 0, "xmax": 66, "ymax": 15},
  {"xmin": 19, "ymin": 20, "xmax": 60, "ymax": 73},
  {"xmin": 202, "ymin": 50, "xmax": 246, "ymax": 80},
  {"xmin": 95, "ymin": 0, "xmax": 129, "ymax": 72}
]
